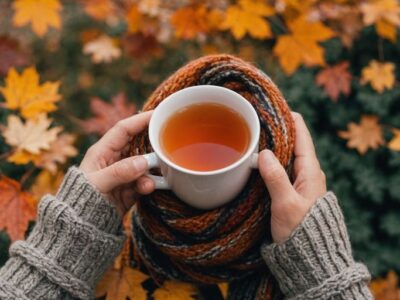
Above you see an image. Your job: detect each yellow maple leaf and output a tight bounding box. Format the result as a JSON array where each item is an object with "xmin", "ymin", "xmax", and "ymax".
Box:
[
  {"xmin": 30, "ymin": 170, "xmax": 64, "ymax": 201},
  {"xmin": 153, "ymin": 281, "xmax": 197, "ymax": 300},
  {"xmin": 388, "ymin": 129, "xmax": 400, "ymax": 151},
  {"xmin": 96, "ymin": 265, "xmax": 149, "ymax": 300},
  {"xmin": 273, "ymin": 17, "xmax": 335, "ymax": 75},
  {"xmin": 338, "ymin": 115, "xmax": 385, "ymax": 155},
  {"xmin": 220, "ymin": 0, "xmax": 275, "ymax": 40},
  {"xmin": 2, "ymin": 114, "xmax": 62, "ymax": 155},
  {"xmin": 361, "ymin": 60, "xmax": 395, "ymax": 93},
  {"xmin": 83, "ymin": 35, "xmax": 121, "ymax": 64},
  {"xmin": 13, "ymin": 0, "xmax": 62, "ymax": 37},
  {"xmin": 361, "ymin": 0, "xmax": 400, "ymax": 42},
  {"xmin": 0, "ymin": 67, "xmax": 61, "ymax": 119},
  {"xmin": 171, "ymin": 5, "xmax": 210, "ymax": 39}
]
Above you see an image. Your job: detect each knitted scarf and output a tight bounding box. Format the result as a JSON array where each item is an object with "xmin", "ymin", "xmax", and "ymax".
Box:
[{"xmin": 129, "ymin": 55, "xmax": 295, "ymax": 299}]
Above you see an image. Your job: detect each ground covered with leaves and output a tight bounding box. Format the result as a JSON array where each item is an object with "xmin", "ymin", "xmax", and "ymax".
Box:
[{"xmin": 0, "ymin": 0, "xmax": 400, "ymax": 299}]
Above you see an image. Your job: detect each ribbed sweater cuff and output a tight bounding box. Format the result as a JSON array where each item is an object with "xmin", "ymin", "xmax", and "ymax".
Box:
[
  {"xmin": 56, "ymin": 166, "xmax": 123, "ymax": 234},
  {"xmin": 261, "ymin": 192, "xmax": 373, "ymax": 300},
  {"xmin": 1, "ymin": 167, "xmax": 125, "ymax": 299}
]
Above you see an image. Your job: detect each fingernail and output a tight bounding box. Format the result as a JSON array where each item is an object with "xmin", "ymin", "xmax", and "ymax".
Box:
[
  {"xmin": 142, "ymin": 180, "xmax": 151, "ymax": 190},
  {"xmin": 261, "ymin": 150, "xmax": 277, "ymax": 165},
  {"xmin": 132, "ymin": 156, "xmax": 147, "ymax": 172}
]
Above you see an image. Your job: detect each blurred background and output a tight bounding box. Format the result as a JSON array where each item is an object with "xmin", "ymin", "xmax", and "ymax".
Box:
[{"xmin": 0, "ymin": 0, "xmax": 399, "ymax": 298}]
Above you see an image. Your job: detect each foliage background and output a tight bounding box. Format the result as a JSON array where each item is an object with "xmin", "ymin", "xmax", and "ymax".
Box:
[{"xmin": 0, "ymin": 0, "xmax": 400, "ymax": 298}]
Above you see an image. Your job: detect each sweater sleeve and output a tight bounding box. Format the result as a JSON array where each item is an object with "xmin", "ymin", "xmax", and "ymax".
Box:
[
  {"xmin": 0, "ymin": 167, "xmax": 125, "ymax": 300},
  {"xmin": 261, "ymin": 192, "xmax": 373, "ymax": 300}
]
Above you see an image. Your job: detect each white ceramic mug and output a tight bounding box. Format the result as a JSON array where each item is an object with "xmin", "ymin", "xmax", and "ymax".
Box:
[{"xmin": 143, "ymin": 85, "xmax": 260, "ymax": 210}]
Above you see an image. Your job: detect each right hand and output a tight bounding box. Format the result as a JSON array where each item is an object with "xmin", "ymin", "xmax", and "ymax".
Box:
[{"xmin": 258, "ymin": 112, "xmax": 327, "ymax": 243}]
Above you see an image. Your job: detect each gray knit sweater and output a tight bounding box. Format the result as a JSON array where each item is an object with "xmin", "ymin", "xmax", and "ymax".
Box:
[{"xmin": 0, "ymin": 167, "xmax": 373, "ymax": 299}]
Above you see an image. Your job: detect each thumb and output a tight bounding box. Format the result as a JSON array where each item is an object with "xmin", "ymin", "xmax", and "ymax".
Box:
[
  {"xmin": 87, "ymin": 156, "xmax": 148, "ymax": 193},
  {"xmin": 258, "ymin": 150, "xmax": 296, "ymax": 200}
]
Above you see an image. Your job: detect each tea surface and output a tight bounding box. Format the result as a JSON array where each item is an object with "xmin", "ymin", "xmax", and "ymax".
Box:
[{"xmin": 160, "ymin": 102, "xmax": 250, "ymax": 171}]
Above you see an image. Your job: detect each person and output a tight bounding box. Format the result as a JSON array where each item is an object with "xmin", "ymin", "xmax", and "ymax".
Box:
[{"xmin": 0, "ymin": 111, "xmax": 373, "ymax": 299}]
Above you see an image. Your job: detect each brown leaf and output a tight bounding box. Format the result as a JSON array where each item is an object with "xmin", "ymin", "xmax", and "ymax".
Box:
[
  {"xmin": 338, "ymin": 115, "xmax": 385, "ymax": 155},
  {"xmin": 122, "ymin": 33, "xmax": 163, "ymax": 60},
  {"xmin": 370, "ymin": 271, "xmax": 400, "ymax": 300},
  {"xmin": 79, "ymin": 93, "xmax": 136, "ymax": 135},
  {"xmin": 319, "ymin": 4, "xmax": 363, "ymax": 48},
  {"xmin": 0, "ymin": 176, "xmax": 37, "ymax": 241},
  {"xmin": 0, "ymin": 35, "xmax": 29, "ymax": 76},
  {"xmin": 316, "ymin": 61, "xmax": 352, "ymax": 101}
]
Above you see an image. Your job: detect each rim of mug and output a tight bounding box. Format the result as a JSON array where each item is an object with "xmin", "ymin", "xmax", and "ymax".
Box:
[{"xmin": 148, "ymin": 85, "xmax": 260, "ymax": 176}]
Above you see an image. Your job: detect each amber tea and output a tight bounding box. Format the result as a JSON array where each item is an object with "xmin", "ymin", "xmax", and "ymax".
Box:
[{"xmin": 160, "ymin": 102, "xmax": 250, "ymax": 171}]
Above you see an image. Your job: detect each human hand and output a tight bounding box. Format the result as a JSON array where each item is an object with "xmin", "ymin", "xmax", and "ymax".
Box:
[
  {"xmin": 79, "ymin": 111, "xmax": 155, "ymax": 217},
  {"xmin": 258, "ymin": 112, "xmax": 327, "ymax": 243}
]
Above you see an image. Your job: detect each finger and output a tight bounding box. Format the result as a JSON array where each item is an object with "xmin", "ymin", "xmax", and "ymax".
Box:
[
  {"xmin": 291, "ymin": 112, "xmax": 316, "ymax": 158},
  {"xmin": 87, "ymin": 156, "xmax": 148, "ymax": 193},
  {"xmin": 258, "ymin": 150, "xmax": 296, "ymax": 200},
  {"xmin": 291, "ymin": 112, "xmax": 320, "ymax": 172},
  {"xmin": 94, "ymin": 111, "xmax": 153, "ymax": 153},
  {"xmin": 135, "ymin": 176, "xmax": 156, "ymax": 195}
]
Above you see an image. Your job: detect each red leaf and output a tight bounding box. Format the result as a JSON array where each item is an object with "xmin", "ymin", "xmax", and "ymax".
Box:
[
  {"xmin": 316, "ymin": 61, "xmax": 352, "ymax": 101},
  {"xmin": 0, "ymin": 176, "xmax": 37, "ymax": 241},
  {"xmin": 79, "ymin": 93, "xmax": 137, "ymax": 135},
  {"xmin": 0, "ymin": 35, "xmax": 29, "ymax": 76}
]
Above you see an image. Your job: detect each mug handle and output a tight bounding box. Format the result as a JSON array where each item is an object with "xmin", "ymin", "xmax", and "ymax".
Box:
[
  {"xmin": 251, "ymin": 153, "xmax": 259, "ymax": 169},
  {"xmin": 142, "ymin": 152, "xmax": 170, "ymax": 189}
]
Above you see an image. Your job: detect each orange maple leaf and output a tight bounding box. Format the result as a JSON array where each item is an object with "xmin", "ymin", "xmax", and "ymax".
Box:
[
  {"xmin": 273, "ymin": 17, "xmax": 334, "ymax": 75},
  {"xmin": 316, "ymin": 61, "xmax": 352, "ymax": 101},
  {"xmin": 388, "ymin": 129, "xmax": 400, "ymax": 151},
  {"xmin": 171, "ymin": 5, "xmax": 210, "ymax": 39},
  {"xmin": 361, "ymin": 0, "xmax": 400, "ymax": 42},
  {"xmin": 12, "ymin": 0, "xmax": 62, "ymax": 37},
  {"xmin": 338, "ymin": 115, "xmax": 385, "ymax": 155},
  {"xmin": 221, "ymin": 0, "xmax": 274, "ymax": 40},
  {"xmin": 0, "ymin": 176, "xmax": 37, "ymax": 241},
  {"xmin": 83, "ymin": 0, "xmax": 117, "ymax": 21},
  {"xmin": 370, "ymin": 271, "xmax": 400, "ymax": 300},
  {"xmin": 0, "ymin": 67, "xmax": 61, "ymax": 119},
  {"xmin": 361, "ymin": 60, "xmax": 395, "ymax": 94}
]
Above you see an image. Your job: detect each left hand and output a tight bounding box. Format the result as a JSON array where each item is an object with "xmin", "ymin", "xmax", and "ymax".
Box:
[{"xmin": 79, "ymin": 111, "xmax": 155, "ymax": 217}]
